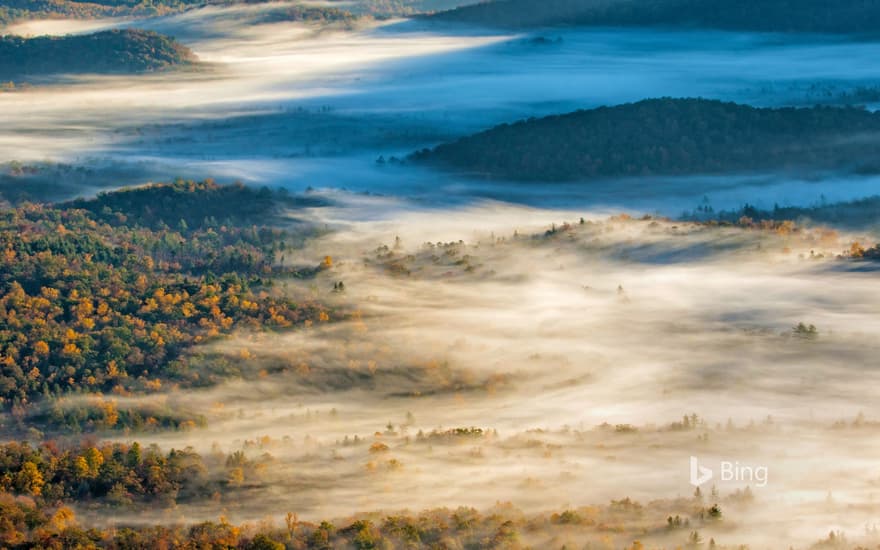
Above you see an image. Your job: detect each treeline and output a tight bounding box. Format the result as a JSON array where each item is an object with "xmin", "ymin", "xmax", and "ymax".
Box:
[
  {"xmin": 686, "ymin": 196, "xmax": 880, "ymax": 230},
  {"xmin": 685, "ymin": 197, "xmax": 880, "ymax": 259},
  {"xmin": 0, "ymin": 440, "xmax": 214, "ymax": 507},
  {"xmin": 0, "ymin": 0, "xmax": 357, "ymax": 24},
  {"xmin": 354, "ymin": 0, "xmax": 480, "ymax": 16},
  {"xmin": 25, "ymin": 395, "xmax": 207, "ymax": 435},
  {"xmin": 412, "ymin": 98, "xmax": 880, "ymax": 181},
  {"xmin": 0, "ymin": 180, "xmax": 331, "ymax": 411},
  {"xmin": 425, "ymin": 0, "xmax": 880, "ymax": 34},
  {"xmin": 0, "ymin": 29, "xmax": 196, "ymax": 80},
  {"xmin": 0, "ymin": 162, "xmax": 157, "ymax": 205},
  {"xmin": 0, "ymin": 435, "xmax": 733, "ymax": 550},
  {"xmin": 62, "ymin": 179, "xmax": 321, "ymax": 231},
  {"xmin": 0, "ymin": 0, "xmax": 218, "ymax": 23},
  {"xmin": 253, "ymin": 5, "xmax": 357, "ymax": 25}
]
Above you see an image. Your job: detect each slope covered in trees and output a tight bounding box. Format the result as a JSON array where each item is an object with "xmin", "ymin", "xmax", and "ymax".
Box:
[
  {"xmin": 0, "ymin": 0, "xmax": 221, "ymax": 23},
  {"xmin": 425, "ymin": 0, "xmax": 880, "ymax": 34},
  {"xmin": 62, "ymin": 179, "xmax": 321, "ymax": 230},
  {"xmin": 0, "ymin": 0, "xmax": 357, "ymax": 24},
  {"xmin": 0, "ymin": 180, "xmax": 330, "ymax": 411},
  {"xmin": 0, "ymin": 29, "xmax": 196, "ymax": 79},
  {"xmin": 411, "ymin": 98, "xmax": 880, "ymax": 181}
]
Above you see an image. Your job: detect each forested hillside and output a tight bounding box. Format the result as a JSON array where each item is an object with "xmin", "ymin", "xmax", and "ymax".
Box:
[
  {"xmin": 0, "ymin": 29, "xmax": 196, "ymax": 79},
  {"xmin": 412, "ymin": 98, "xmax": 880, "ymax": 181},
  {"xmin": 426, "ymin": 0, "xmax": 880, "ymax": 34},
  {"xmin": 0, "ymin": 0, "xmax": 358, "ymax": 24},
  {"xmin": 0, "ymin": 180, "xmax": 329, "ymax": 410},
  {"xmin": 0, "ymin": 0, "xmax": 205, "ymax": 23}
]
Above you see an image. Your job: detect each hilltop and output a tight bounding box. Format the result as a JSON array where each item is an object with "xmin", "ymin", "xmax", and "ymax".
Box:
[
  {"xmin": 412, "ymin": 98, "xmax": 880, "ymax": 181},
  {"xmin": 0, "ymin": 28, "xmax": 196, "ymax": 79}
]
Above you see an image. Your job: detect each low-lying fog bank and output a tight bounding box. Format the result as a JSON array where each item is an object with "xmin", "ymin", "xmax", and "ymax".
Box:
[
  {"xmin": 5, "ymin": 10, "xmax": 880, "ymax": 208},
  {"xmin": 82, "ymin": 206, "xmax": 880, "ymax": 547},
  {"xmin": 5, "ymin": 10, "xmax": 880, "ymax": 546}
]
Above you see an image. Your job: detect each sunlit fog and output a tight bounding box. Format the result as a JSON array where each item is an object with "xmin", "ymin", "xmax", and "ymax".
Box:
[{"xmin": 2, "ymin": 1, "xmax": 880, "ymax": 548}]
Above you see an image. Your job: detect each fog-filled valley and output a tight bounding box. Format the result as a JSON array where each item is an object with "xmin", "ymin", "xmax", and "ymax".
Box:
[
  {"xmin": 2, "ymin": 1, "xmax": 880, "ymax": 549},
  {"xmin": 7, "ymin": 5, "xmax": 880, "ymax": 209}
]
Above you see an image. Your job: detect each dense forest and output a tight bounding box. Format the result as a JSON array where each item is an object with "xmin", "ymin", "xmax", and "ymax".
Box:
[
  {"xmin": 412, "ymin": 98, "xmax": 880, "ymax": 181},
  {"xmin": 0, "ymin": 29, "xmax": 196, "ymax": 79},
  {"xmin": 0, "ymin": 0, "xmax": 480, "ymax": 23},
  {"xmin": 425, "ymin": 0, "xmax": 880, "ymax": 34},
  {"xmin": 61, "ymin": 179, "xmax": 322, "ymax": 230},
  {"xmin": 0, "ymin": 180, "xmax": 331, "ymax": 413},
  {"xmin": 0, "ymin": 0, "xmax": 205, "ymax": 23},
  {"xmin": 0, "ymin": 0, "xmax": 359, "ymax": 24}
]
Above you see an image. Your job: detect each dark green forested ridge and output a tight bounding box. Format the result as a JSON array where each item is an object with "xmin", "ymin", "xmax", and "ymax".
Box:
[
  {"xmin": 411, "ymin": 98, "xmax": 880, "ymax": 181},
  {"xmin": 0, "ymin": 29, "xmax": 195, "ymax": 79},
  {"xmin": 62, "ymin": 179, "xmax": 323, "ymax": 231},
  {"xmin": 425, "ymin": 0, "xmax": 880, "ymax": 34}
]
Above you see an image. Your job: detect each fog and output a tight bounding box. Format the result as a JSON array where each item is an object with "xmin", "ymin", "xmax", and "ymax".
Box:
[
  {"xmin": 6, "ymin": 8, "xmax": 880, "ymax": 211},
  {"xmin": 5, "ymin": 6, "xmax": 880, "ymax": 547},
  {"xmin": 78, "ymin": 205, "xmax": 879, "ymax": 547}
]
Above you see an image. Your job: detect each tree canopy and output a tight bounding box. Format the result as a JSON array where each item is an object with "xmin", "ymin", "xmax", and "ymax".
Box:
[
  {"xmin": 0, "ymin": 181, "xmax": 330, "ymax": 411},
  {"xmin": 412, "ymin": 98, "xmax": 880, "ymax": 181},
  {"xmin": 0, "ymin": 29, "xmax": 195, "ymax": 79},
  {"xmin": 425, "ymin": 0, "xmax": 880, "ymax": 34}
]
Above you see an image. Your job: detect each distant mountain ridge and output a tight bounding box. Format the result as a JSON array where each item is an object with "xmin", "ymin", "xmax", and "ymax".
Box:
[
  {"xmin": 411, "ymin": 98, "xmax": 880, "ymax": 181},
  {"xmin": 424, "ymin": 0, "xmax": 880, "ymax": 34},
  {"xmin": 0, "ymin": 29, "xmax": 196, "ymax": 79}
]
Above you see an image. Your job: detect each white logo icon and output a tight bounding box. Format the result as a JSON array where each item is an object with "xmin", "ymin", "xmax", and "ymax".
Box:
[{"xmin": 690, "ymin": 456, "xmax": 713, "ymax": 486}]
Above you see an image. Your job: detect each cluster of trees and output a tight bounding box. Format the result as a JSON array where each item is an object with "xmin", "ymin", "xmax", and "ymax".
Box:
[
  {"xmin": 0, "ymin": 464, "xmax": 736, "ymax": 550},
  {"xmin": 354, "ymin": 0, "xmax": 479, "ymax": 17},
  {"xmin": 689, "ymin": 196, "xmax": 880, "ymax": 231},
  {"xmin": 365, "ymin": 238, "xmax": 485, "ymax": 280},
  {"xmin": 0, "ymin": 180, "xmax": 330, "ymax": 412},
  {"xmin": 681, "ymin": 197, "xmax": 880, "ymax": 261},
  {"xmin": 63, "ymin": 179, "xmax": 320, "ymax": 232},
  {"xmin": 0, "ymin": 29, "xmax": 196, "ymax": 80},
  {"xmin": 0, "ymin": 440, "xmax": 214, "ymax": 507},
  {"xmin": 0, "ymin": 438, "xmax": 289, "ymax": 530},
  {"xmin": 0, "ymin": 0, "xmax": 361, "ymax": 24},
  {"xmin": 25, "ymin": 395, "xmax": 207, "ymax": 435},
  {"xmin": 254, "ymin": 5, "xmax": 357, "ymax": 25},
  {"xmin": 425, "ymin": 0, "xmax": 880, "ymax": 34},
  {"xmin": 0, "ymin": 0, "xmax": 223, "ymax": 24},
  {"xmin": 412, "ymin": 98, "xmax": 880, "ymax": 181}
]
